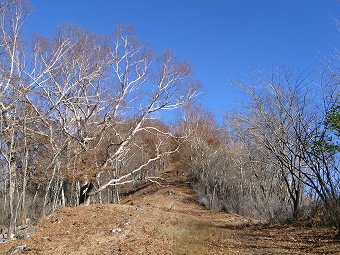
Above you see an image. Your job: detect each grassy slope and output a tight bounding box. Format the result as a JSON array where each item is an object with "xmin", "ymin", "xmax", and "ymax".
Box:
[{"xmin": 1, "ymin": 169, "xmax": 339, "ymax": 255}]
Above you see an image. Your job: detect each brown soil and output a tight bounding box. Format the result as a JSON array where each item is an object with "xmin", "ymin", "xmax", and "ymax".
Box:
[{"xmin": 1, "ymin": 169, "xmax": 339, "ymax": 255}]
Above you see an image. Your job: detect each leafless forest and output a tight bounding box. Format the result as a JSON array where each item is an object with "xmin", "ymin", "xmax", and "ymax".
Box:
[{"xmin": 0, "ymin": 0, "xmax": 339, "ymax": 240}]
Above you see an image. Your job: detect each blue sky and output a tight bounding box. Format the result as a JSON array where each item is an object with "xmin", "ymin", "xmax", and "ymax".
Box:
[{"xmin": 27, "ymin": 0, "xmax": 339, "ymax": 117}]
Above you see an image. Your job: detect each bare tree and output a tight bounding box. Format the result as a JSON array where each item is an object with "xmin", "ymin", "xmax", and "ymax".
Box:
[
  {"xmin": 0, "ymin": 0, "xmax": 31, "ymax": 235},
  {"xmin": 235, "ymin": 67, "xmax": 339, "ymax": 221},
  {"xmin": 24, "ymin": 25, "xmax": 199, "ymax": 205},
  {"xmin": 0, "ymin": 0, "xmax": 199, "ymax": 235},
  {"xmin": 177, "ymin": 106, "xmax": 291, "ymax": 220}
]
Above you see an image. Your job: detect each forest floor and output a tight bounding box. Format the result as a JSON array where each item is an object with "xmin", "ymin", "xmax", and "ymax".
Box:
[{"xmin": 1, "ymin": 168, "xmax": 340, "ymax": 255}]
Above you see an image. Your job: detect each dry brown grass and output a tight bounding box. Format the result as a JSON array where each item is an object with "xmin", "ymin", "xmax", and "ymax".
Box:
[{"xmin": 1, "ymin": 169, "xmax": 339, "ymax": 254}]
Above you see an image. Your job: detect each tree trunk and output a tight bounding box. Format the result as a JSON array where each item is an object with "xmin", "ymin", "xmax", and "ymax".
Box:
[
  {"xmin": 8, "ymin": 158, "xmax": 17, "ymax": 237},
  {"xmin": 79, "ymin": 181, "xmax": 94, "ymax": 205}
]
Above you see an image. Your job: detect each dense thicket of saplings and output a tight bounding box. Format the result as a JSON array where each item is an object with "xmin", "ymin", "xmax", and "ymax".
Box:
[{"xmin": 178, "ymin": 69, "xmax": 339, "ymax": 229}]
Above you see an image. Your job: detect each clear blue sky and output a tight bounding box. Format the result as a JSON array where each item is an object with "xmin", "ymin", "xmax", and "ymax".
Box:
[{"xmin": 26, "ymin": 0, "xmax": 339, "ymax": 117}]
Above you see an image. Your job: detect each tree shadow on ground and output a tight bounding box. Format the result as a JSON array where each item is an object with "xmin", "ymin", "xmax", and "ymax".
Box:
[{"xmin": 217, "ymin": 223, "xmax": 340, "ymax": 255}]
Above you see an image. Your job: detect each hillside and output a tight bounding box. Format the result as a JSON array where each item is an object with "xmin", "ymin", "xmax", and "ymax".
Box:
[{"xmin": 1, "ymin": 168, "xmax": 339, "ymax": 255}]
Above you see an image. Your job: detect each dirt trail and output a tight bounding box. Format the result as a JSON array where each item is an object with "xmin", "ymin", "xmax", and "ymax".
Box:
[{"xmin": 1, "ymin": 169, "xmax": 339, "ymax": 255}]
